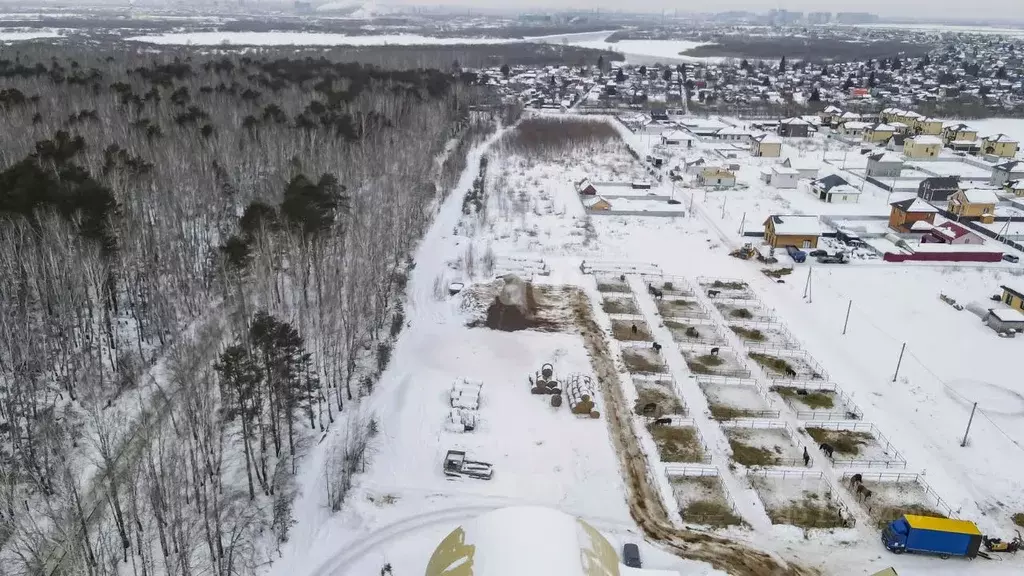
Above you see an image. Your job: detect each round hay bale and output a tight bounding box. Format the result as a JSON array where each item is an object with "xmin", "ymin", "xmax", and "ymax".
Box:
[
  {"xmin": 551, "ymin": 395, "xmax": 562, "ymax": 408},
  {"xmin": 589, "ymin": 410, "xmax": 600, "ymax": 419}
]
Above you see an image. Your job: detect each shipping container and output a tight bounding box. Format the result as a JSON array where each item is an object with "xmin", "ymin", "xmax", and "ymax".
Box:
[{"xmin": 882, "ymin": 514, "xmax": 981, "ymax": 559}]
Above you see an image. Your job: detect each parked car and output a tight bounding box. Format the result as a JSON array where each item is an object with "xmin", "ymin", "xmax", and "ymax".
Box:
[
  {"xmin": 808, "ymin": 249, "xmax": 827, "ymax": 258},
  {"xmin": 623, "ymin": 543, "xmax": 642, "ymax": 568},
  {"xmin": 836, "ymin": 229, "xmax": 865, "ymax": 246},
  {"xmin": 785, "ymin": 245, "xmax": 807, "ymax": 263},
  {"xmin": 1003, "ymin": 253, "xmax": 1020, "ymax": 263},
  {"xmin": 817, "ymin": 252, "xmax": 848, "ymax": 264}
]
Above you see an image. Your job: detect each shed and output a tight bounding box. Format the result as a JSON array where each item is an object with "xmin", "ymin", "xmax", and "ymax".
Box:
[
  {"xmin": 777, "ymin": 117, "xmax": 811, "ymax": 138},
  {"xmin": 763, "ymin": 215, "xmax": 821, "ymax": 249},
  {"xmin": 781, "ymin": 157, "xmax": 819, "ymax": 180},
  {"xmin": 918, "ymin": 176, "xmax": 960, "ymax": 202},
  {"xmin": 985, "ymin": 308, "xmax": 1024, "ymax": 334},
  {"xmin": 582, "ymin": 196, "xmax": 611, "ymax": 211},
  {"xmin": 764, "ymin": 165, "xmax": 800, "ymax": 189},
  {"xmin": 991, "ymin": 161, "xmax": 1024, "ymax": 188},
  {"xmin": 575, "ymin": 177, "xmax": 597, "ymax": 196},
  {"xmin": 750, "ymin": 133, "xmax": 783, "ymax": 158},
  {"xmin": 903, "ymin": 135, "xmax": 943, "ymax": 159},
  {"xmin": 820, "ymin": 184, "xmax": 862, "ymax": 203}
]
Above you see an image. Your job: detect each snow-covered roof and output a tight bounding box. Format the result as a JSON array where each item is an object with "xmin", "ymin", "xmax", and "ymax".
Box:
[
  {"xmin": 989, "ymin": 308, "xmax": 1024, "ymax": 323},
  {"xmin": 829, "ymin": 184, "xmax": 862, "ymax": 196},
  {"xmin": 824, "ymin": 105, "xmax": 843, "ymax": 113},
  {"xmin": 772, "ymin": 166, "xmax": 800, "ymax": 175},
  {"xmin": 840, "ymin": 111, "xmax": 862, "ymax": 119},
  {"xmin": 780, "ymin": 117, "xmax": 810, "ymax": 125},
  {"xmin": 842, "ymin": 121, "xmax": 870, "ymax": 130},
  {"xmin": 908, "ymin": 135, "xmax": 943, "ymax": 146},
  {"xmin": 869, "ymin": 152, "xmax": 904, "ymax": 164},
  {"xmin": 661, "ymin": 129, "xmax": 692, "ymax": 141},
  {"xmin": 766, "ymin": 215, "xmax": 822, "ymax": 236},
  {"xmin": 960, "ymin": 188, "xmax": 1000, "ymax": 204},
  {"xmin": 934, "ymin": 221, "xmax": 977, "ymax": 240},
  {"xmin": 783, "ymin": 157, "xmax": 819, "ymax": 170},
  {"xmin": 984, "ymin": 133, "xmax": 1019, "ymax": 143},
  {"xmin": 892, "ymin": 197, "xmax": 939, "ymax": 213},
  {"xmin": 890, "ymin": 121, "xmax": 909, "ymax": 129},
  {"xmin": 716, "ymin": 126, "xmax": 750, "ymax": 136},
  {"xmin": 995, "ymin": 160, "xmax": 1023, "ymax": 172},
  {"xmin": 582, "ymin": 195, "xmax": 610, "ymax": 208},
  {"xmin": 871, "ymin": 123, "xmax": 897, "ymax": 132},
  {"xmin": 910, "ymin": 219, "xmax": 935, "ymax": 231},
  {"xmin": 754, "ymin": 133, "xmax": 783, "ymax": 144}
]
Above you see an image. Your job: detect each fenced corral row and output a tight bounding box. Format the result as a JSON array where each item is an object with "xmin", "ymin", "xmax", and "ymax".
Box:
[
  {"xmin": 641, "ymin": 274, "xmax": 695, "ymax": 297},
  {"xmin": 806, "ymin": 422, "xmax": 907, "ymax": 469},
  {"xmin": 665, "ymin": 465, "xmax": 744, "ymax": 527},
  {"xmin": 755, "ymin": 349, "xmax": 831, "ymax": 383},
  {"xmin": 644, "ymin": 421, "xmax": 713, "ymax": 464},
  {"xmin": 726, "ymin": 319, "xmax": 800, "ymax": 350},
  {"xmin": 768, "ymin": 382, "xmax": 864, "ymax": 422},
  {"xmin": 665, "ymin": 320, "xmax": 728, "ymax": 345},
  {"xmin": 696, "ymin": 276, "xmax": 757, "ymax": 300},
  {"xmin": 746, "ymin": 468, "xmax": 856, "ymax": 529},
  {"xmin": 680, "ymin": 345, "xmax": 752, "ymax": 379},
  {"xmin": 699, "ymin": 377, "xmax": 780, "ymax": 420},
  {"xmin": 721, "ymin": 420, "xmax": 810, "ymax": 468},
  {"xmin": 601, "ymin": 291, "xmax": 643, "ymax": 316},
  {"xmin": 658, "ymin": 298, "xmax": 712, "ymax": 320},
  {"xmin": 713, "ymin": 300, "xmax": 777, "ymax": 324},
  {"xmin": 582, "ymin": 260, "xmax": 662, "ymax": 277},
  {"xmin": 838, "ymin": 471, "xmax": 957, "ymax": 523}
]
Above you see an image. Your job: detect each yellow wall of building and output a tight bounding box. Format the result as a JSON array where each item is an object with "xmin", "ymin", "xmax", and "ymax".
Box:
[
  {"xmin": 983, "ymin": 140, "xmax": 1019, "ymax": 158},
  {"xmin": 1001, "ymin": 289, "xmax": 1024, "ymax": 312}
]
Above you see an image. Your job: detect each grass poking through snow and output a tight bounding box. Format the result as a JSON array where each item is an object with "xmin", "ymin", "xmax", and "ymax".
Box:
[
  {"xmin": 773, "ymin": 386, "xmax": 835, "ymax": 409},
  {"xmin": 730, "ymin": 326, "xmax": 765, "ymax": 341},
  {"xmin": 805, "ymin": 427, "xmax": 873, "ymax": 455},
  {"xmin": 749, "ymin": 352, "xmax": 793, "ymax": 375},
  {"xmin": 648, "ymin": 425, "xmax": 706, "ymax": 462}
]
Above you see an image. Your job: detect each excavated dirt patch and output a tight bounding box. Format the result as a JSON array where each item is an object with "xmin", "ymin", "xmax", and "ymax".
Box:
[
  {"xmin": 569, "ymin": 289, "xmax": 817, "ymax": 576},
  {"xmin": 466, "ymin": 276, "xmax": 574, "ymax": 331}
]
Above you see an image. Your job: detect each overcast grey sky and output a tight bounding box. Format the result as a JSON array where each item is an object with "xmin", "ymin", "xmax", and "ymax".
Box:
[{"xmin": 392, "ymin": 0, "xmax": 1024, "ymax": 21}]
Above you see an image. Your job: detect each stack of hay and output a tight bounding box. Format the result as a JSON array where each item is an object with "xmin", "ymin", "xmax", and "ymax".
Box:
[{"xmin": 565, "ymin": 374, "xmax": 600, "ymax": 418}]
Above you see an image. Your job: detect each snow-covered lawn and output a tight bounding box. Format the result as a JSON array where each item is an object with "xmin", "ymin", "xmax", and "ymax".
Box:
[
  {"xmin": 0, "ymin": 28, "xmax": 62, "ymax": 41},
  {"xmin": 915, "ymin": 160, "xmax": 994, "ymax": 178},
  {"xmin": 681, "ymin": 347, "xmax": 750, "ymax": 378},
  {"xmin": 723, "ymin": 424, "xmax": 805, "ymax": 467},
  {"xmin": 670, "ymin": 473, "xmax": 743, "ymax": 526},
  {"xmin": 747, "ymin": 472, "xmax": 851, "ymax": 529},
  {"xmin": 700, "ymin": 380, "xmax": 777, "ymax": 420}
]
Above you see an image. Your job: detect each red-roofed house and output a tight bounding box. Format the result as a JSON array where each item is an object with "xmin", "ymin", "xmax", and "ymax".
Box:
[{"xmin": 921, "ymin": 221, "xmax": 985, "ymax": 245}]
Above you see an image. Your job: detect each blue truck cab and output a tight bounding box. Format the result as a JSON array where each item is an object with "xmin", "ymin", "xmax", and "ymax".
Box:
[{"xmin": 882, "ymin": 514, "xmax": 982, "ymax": 559}]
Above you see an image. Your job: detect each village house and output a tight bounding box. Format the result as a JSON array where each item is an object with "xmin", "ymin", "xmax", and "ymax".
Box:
[
  {"xmin": 886, "ymin": 133, "xmax": 910, "ymax": 151},
  {"xmin": 763, "ymin": 214, "xmax": 821, "ymax": 248},
  {"xmin": 888, "ymin": 197, "xmax": 938, "ymax": 232},
  {"xmin": 866, "ymin": 152, "xmax": 904, "ymax": 178},
  {"xmin": 984, "ymin": 308, "xmax": 1024, "ymax": 334},
  {"xmin": 880, "ymin": 107, "xmax": 904, "ymax": 123},
  {"xmin": 697, "ymin": 166, "xmax": 737, "ymax": 187},
  {"xmin": 864, "ymin": 123, "xmax": 897, "ymax": 144},
  {"xmin": 575, "ymin": 177, "xmax": 597, "ymax": 196},
  {"xmin": 761, "ymin": 165, "xmax": 800, "ymax": 189},
  {"xmin": 811, "ymin": 174, "xmax": 860, "ymax": 203},
  {"xmin": 781, "ymin": 157, "xmax": 819, "ymax": 180},
  {"xmin": 981, "ymin": 134, "xmax": 1020, "ymax": 158},
  {"xmin": 921, "ymin": 221, "xmax": 985, "ymax": 245},
  {"xmin": 750, "ymin": 133, "xmax": 783, "ymax": 158},
  {"xmin": 948, "ymin": 188, "xmax": 999, "ymax": 220},
  {"xmin": 660, "ymin": 130, "xmax": 694, "ymax": 148},
  {"xmin": 820, "ymin": 105, "xmax": 843, "ymax": 125},
  {"xmin": 903, "ymin": 135, "xmax": 943, "ymax": 159},
  {"xmin": 918, "ymin": 176, "xmax": 961, "ymax": 202},
  {"xmin": 683, "ymin": 157, "xmax": 708, "ymax": 174},
  {"xmin": 713, "ymin": 126, "xmax": 751, "ymax": 142},
  {"xmin": 837, "ymin": 121, "xmax": 869, "ymax": 137},
  {"xmin": 941, "ymin": 122, "xmax": 977, "ymax": 144},
  {"xmin": 999, "ymin": 285, "xmax": 1024, "ymax": 313},
  {"xmin": 991, "ymin": 161, "xmax": 1024, "ymax": 188},
  {"xmin": 889, "ymin": 121, "xmax": 910, "ymax": 135},
  {"xmin": 777, "ymin": 117, "xmax": 811, "ymax": 138},
  {"xmin": 1005, "ymin": 180, "xmax": 1024, "ymax": 196},
  {"xmin": 915, "ymin": 117, "xmax": 943, "ymax": 136}
]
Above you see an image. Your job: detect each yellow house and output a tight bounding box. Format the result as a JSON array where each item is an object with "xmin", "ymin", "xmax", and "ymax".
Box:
[
  {"xmin": 899, "ymin": 110, "xmax": 925, "ymax": 128},
  {"xmin": 903, "ymin": 135, "xmax": 943, "ymax": 158},
  {"xmin": 750, "ymin": 133, "xmax": 782, "ymax": 157},
  {"xmin": 948, "ymin": 188, "xmax": 998, "ymax": 219},
  {"xmin": 981, "ymin": 134, "xmax": 1020, "ymax": 158},
  {"xmin": 916, "ymin": 117, "xmax": 943, "ymax": 136},
  {"xmin": 763, "ymin": 215, "xmax": 821, "ymax": 249},
  {"xmin": 864, "ymin": 123, "xmax": 896, "ymax": 144},
  {"xmin": 941, "ymin": 122, "xmax": 977, "ymax": 143},
  {"xmin": 697, "ymin": 167, "xmax": 737, "ymax": 187},
  {"xmin": 880, "ymin": 107, "xmax": 904, "ymax": 123}
]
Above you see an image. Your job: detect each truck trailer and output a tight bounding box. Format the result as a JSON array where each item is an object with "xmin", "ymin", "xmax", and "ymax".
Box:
[{"xmin": 882, "ymin": 514, "xmax": 982, "ymax": 559}]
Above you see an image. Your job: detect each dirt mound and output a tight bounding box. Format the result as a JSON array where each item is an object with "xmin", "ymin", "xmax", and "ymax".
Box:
[{"xmin": 477, "ymin": 275, "xmax": 570, "ymax": 332}]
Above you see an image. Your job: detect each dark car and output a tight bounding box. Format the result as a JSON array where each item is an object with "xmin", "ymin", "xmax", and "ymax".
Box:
[
  {"xmin": 808, "ymin": 249, "xmax": 827, "ymax": 258},
  {"xmin": 817, "ymin": 252, "xmax": 848, "ymax": 264},
  {"xmin": 1003, "ymin": 253, "xmax": 1020, "ymax": 263},
  {"xmin": 623, "ymin": 543, "xmax": 642, "ymax": 568}
]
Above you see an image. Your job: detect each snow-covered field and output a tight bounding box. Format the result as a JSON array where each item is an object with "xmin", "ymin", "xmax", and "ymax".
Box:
[
  {"xmin": 273, "ymin": 115, "xmax": 1024, "ymax": 576},
  {"xmin": 0, "ymin": 28, "xmax": 63, "ymax": 41}
]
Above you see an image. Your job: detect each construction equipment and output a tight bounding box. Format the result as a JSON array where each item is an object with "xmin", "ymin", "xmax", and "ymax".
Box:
[
  {"xmin": 529, "ymin": 363, "xmax": 561, "ymax": 395},
  {"xmin": 729, "ymin": 243, "xmax": 756, "ymax": 260},
  {"xmin": 983, "ymin": 531, "xmax": 1022, "ymax": 554},
  {"xmin": 443, "ymin": 449, "xmax": 493, "ymax": 480}
]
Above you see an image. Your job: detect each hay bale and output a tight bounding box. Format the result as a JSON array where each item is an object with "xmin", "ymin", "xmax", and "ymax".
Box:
[
  {"xmin": 551, "ymin": 395, "xmax": 562, "ymax": 408},
  {"xmin": 566, "ymin": 374, "xmax": 597, "ymax": 415}
]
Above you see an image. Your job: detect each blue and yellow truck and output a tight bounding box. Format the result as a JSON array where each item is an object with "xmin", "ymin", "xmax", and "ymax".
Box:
[{"xmin": 882, "ymin": 514, "xmax": 982, "ymax": 559}]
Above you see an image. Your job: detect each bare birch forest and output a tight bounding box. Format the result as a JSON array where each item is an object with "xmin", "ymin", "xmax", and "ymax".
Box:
[{"xmin": 0, "ymin": 43, "xmax": 493, "ymax": 576}]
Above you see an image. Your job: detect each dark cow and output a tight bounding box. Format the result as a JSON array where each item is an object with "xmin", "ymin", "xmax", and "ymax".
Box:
[
  {"xmin": 706, "ymin": 289, "xmax": 720, "ymax": 298},
  {"xmin": 710, "ymin": 347, "xmax": 720, "ymax": 357},
  {"xmin": 652, "ymin": 288, "xmax": 664, "ymax": 300},
  {"xmin": 652, "ymin": 417, "xmax": 672, "ymax": 426},
  {"xmin": 819, "ymin": 442, "xmax": 835, "ymax": 458}
]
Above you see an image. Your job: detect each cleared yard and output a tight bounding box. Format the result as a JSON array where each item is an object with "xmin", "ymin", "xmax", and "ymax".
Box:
[
  {"xmin": 612, "ymin": 318, "xmax": 653, "ymax": 342},
  {"xmin": 724, "ymin": 427, "xmax": 803, "ymax": 467},
  {"xmin": 715, "ymin": 302, "xmax": 774, "ymax": 323},
  {"xmin": 682, "ymin": 349, "xmax": 750, "ymax": 377},
  {"xmin": 729, "ymin": 323, "xmax": 797, "ymax": 349},
  {"xmin": 647, "ymin": 424, "xmax": 708, "ymax": 463},
  {"xmin": 633, "ymin": 378, "xmax": 686, "ymax": 416},
  {"xmin": 750, "ymin": 473, "xmax": 850, "ymax": 529},
  {"xmin": 665, "ymin": 320, "xmax": 725, "ymax": 344},
  {"xmin": 623, "ymin": 346, "xmax": 668, "ymax": 374},
  {"xmin": 670, "ymin": 475, "xmax": 743, "ymax": 527},
  {"xmin": 700, "ymin": 381, "xmax": 776, "ymax": 420},
  {"xmin": 657, "ymin": 298, "xmax": 708, "ymax": 319},
  {"xmin": 602, "ymin": 294, "xmax": 640, "ymax": 315}
]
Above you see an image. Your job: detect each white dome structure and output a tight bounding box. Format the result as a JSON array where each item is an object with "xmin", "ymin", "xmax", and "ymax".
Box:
[{"xmin": 425, "ymin": 506, "xmax": 621, "ymax": 576}]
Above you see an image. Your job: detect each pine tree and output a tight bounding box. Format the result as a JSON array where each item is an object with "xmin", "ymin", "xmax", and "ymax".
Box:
[
  {"xmin": 615, "ymin": 68, "xmax": 626, "ymax": 83},
  {"xmin": 778, "ymin": 56, "xmax": 787, "ymax": 73},
  {"xmin": 215, "ymin": 344, "xmax": 264, "ymax": 498},
  {"xmin": 500, "ymin": 63, "xmax": 510, "ymax": 79},
  {"xmin": 809, "ymin": 88, "xmax": 821, "ymax": 102}
]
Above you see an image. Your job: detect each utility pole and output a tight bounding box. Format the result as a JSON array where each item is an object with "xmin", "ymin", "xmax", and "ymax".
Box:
[
  {"xmin": 960, "ymin": 402, "xmax": 978, "ymax": 447},
  {"xmin": 892, "ymin": 342, "xmax": 907, "ymax": 382},
  {"xmin": 842, "ymin": 300, "xmax": 852, "ymax": 335},
  {"xmin": 738, "ymin": 212, "xmax": 746, "ymax": 235},
  {"xmin": 721, "ymin": 197, "xmax": 728, "ymax": 219},
  {"xmin": 803, "ymin": 266, "xmax": 812, "ymax": 301}
]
